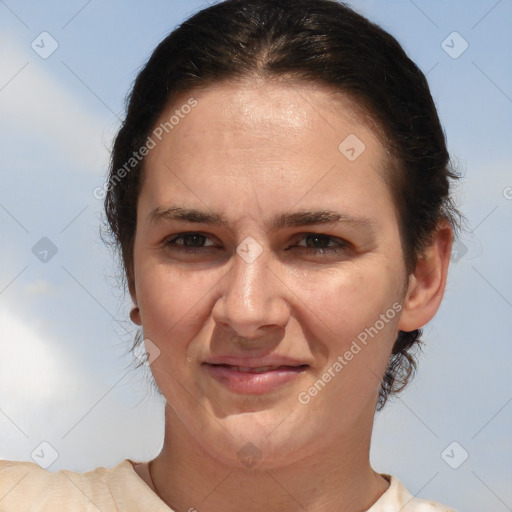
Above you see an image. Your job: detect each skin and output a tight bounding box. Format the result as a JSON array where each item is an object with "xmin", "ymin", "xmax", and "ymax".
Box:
[{"xmin": 129, "ymin": 78, "xmax": 453, "ymax": 512}]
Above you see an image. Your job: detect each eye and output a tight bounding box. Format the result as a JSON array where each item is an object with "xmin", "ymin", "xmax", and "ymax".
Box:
[
  {"xmin": 163, "ymin": 232, "xmax": 218, "ymax": 253},
  {"xmin": 293, "ymin": 233, "xmax": 348, "ymax": 254},
  {"xmin": 162, "ymin": 232, "xmax": 349, "ymax": 257}
]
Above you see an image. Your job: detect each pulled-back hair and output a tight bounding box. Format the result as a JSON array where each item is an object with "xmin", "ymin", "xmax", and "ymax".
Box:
[{"xmin": 104, "ymin": 0, "xmax": 461, "ymax": 410}]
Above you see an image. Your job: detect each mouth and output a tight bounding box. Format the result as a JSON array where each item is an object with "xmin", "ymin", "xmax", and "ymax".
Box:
[{"xmin": 203, "ymin": 362, "xmax": 309, "ymax": 394}]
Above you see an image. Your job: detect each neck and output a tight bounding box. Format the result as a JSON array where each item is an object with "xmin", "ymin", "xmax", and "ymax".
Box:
[{"xmin": 147, "ymin": 403, "xmax": 389, "ymax": 512}]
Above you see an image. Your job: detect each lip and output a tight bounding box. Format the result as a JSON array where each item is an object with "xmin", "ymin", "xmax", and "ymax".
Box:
[{"xmin": 203, "ymin": 356, "xmax": 309, "ymax": 395}]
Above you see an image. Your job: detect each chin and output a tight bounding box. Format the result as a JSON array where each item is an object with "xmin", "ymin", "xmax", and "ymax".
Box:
[{"xmin": 195, "ymin": 408, "xmax": 318, "ymax": 470}]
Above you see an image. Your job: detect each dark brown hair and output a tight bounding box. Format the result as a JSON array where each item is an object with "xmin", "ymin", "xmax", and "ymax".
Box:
[{"xmin": 104, "ymin": 0, "xmax": 461, "ymax": 410}]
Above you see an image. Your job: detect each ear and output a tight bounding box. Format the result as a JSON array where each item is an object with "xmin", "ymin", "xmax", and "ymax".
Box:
[
  {"xmin": 398, "ymin": 221, "xmax": 453, "ymax": 332},
  {"xmin": 128, "ymin": 271, "xmax": 142, "ymax": 325}
]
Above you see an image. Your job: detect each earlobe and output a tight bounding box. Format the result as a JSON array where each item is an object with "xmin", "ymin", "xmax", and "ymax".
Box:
[
  {"xmin": 128, "ymin": 273, "xmax": 142, "ymax": 325},
  {"xmin": 130, "ymin": 305, "xmax": 142, "ymax": 325},
  {"xmin": 398, "ymin": 223, "xmax": 453, "ymax": 333}
]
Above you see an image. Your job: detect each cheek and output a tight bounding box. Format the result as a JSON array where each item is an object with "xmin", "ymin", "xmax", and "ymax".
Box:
[
  {"xmin": 136, "ymin": 264, "xmax": 222, "ymax": 346},
  {"xmin": 298, "ymin": 261, "xmax": 403, "ymax": 398},
  {"xmin": 301, "ymin": 259, "xmax": 401, "ymax": 343},
  {"xmin": 135, "ymin": 266, "xmax": 222, "ymax": 397}
]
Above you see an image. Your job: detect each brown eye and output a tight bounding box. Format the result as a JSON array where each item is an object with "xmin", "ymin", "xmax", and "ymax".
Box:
[
  {"xmin": 172, "ymin": 234, "xmax": 207, "ymax": 247},
  {"xmin": 164, "ymin": 232, "xmax": 217, "ymax": 253},
  {"xmin": 294, "ymin": 233, "xmax": 348, "ymax": 254}
]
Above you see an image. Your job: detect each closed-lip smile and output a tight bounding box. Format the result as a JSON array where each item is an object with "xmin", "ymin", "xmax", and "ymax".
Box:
[{"xmin": 203, "ymin": 356, "xmax": 309, "ymax": 394}]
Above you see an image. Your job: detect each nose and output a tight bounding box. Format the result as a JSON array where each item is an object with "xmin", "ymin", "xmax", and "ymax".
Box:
[{"xmin": 211, "ymin": 242, "xmax": 291, "ymax": 340}]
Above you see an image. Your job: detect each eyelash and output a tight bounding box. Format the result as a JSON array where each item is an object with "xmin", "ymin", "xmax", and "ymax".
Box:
[{"xmin": 163, "ymin": 232, "xmax": 348, "ymax": 255}]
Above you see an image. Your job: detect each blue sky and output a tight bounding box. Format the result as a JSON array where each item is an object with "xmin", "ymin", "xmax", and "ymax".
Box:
[{"xmin": 0, "ymin": 1, "xmax": 511, "ymax": 510}]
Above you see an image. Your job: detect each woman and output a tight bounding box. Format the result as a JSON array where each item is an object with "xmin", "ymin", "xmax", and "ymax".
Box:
[{"xmin": 0, "ymin": 0, "xmax": 460, "ymax": 510}]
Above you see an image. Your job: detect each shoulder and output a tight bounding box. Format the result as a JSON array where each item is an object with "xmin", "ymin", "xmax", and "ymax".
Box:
[
  {"xmin": 0, "ymin": 459, "xmax": 171, "ymax": 511},
  {"xmin": 0, "ymin": 459, "xmax": 122, "ymax": 510},
  {"xmin": 368, "ymin": 474, "xmax": 457, "ymax": 512}
]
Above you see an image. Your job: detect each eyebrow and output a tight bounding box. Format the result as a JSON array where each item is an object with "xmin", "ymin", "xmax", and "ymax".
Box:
[{"xmin": 148, "ymin": 205, "xmax": 375, "ymax": 232}]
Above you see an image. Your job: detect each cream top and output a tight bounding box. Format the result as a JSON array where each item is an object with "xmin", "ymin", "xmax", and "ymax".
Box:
[{"xmin": 0, "ymin": 459, "xmax": 455, "ymax": 511}]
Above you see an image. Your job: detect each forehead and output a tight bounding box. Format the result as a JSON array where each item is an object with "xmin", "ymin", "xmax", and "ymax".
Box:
[
  {"xmin": 140, "ymin": 79, "xmax": 394, "ymax": 222},
  {"xmin": 160, "ymin": 79, "xmax": 381, "ymax": 153}
]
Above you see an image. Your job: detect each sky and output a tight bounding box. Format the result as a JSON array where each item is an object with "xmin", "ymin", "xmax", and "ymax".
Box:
[{"xmin": 0, "ymin": 1, "xmax": 511, "ymax": 511}]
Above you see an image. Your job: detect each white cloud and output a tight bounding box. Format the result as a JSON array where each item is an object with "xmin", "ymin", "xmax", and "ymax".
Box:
[
  {"xmin": 0, "ymin": 307, "xmax": 63, "ymax": 404},
  {"xmin": 25, "ymin": 278, "xmax": 56, "ymax": 296},
  {"xmin": 0, "ymin": 32, "xmax": 113, "ymax": 175},
  {"xmin": 0, "ymin": 303, "xmax": 163, "ymax": 468}
]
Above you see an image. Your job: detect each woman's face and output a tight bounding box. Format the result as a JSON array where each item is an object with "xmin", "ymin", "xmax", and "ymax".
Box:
[{"xmin": 132, "ymin": 80, "xmax": 410, "ymax": 467}]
